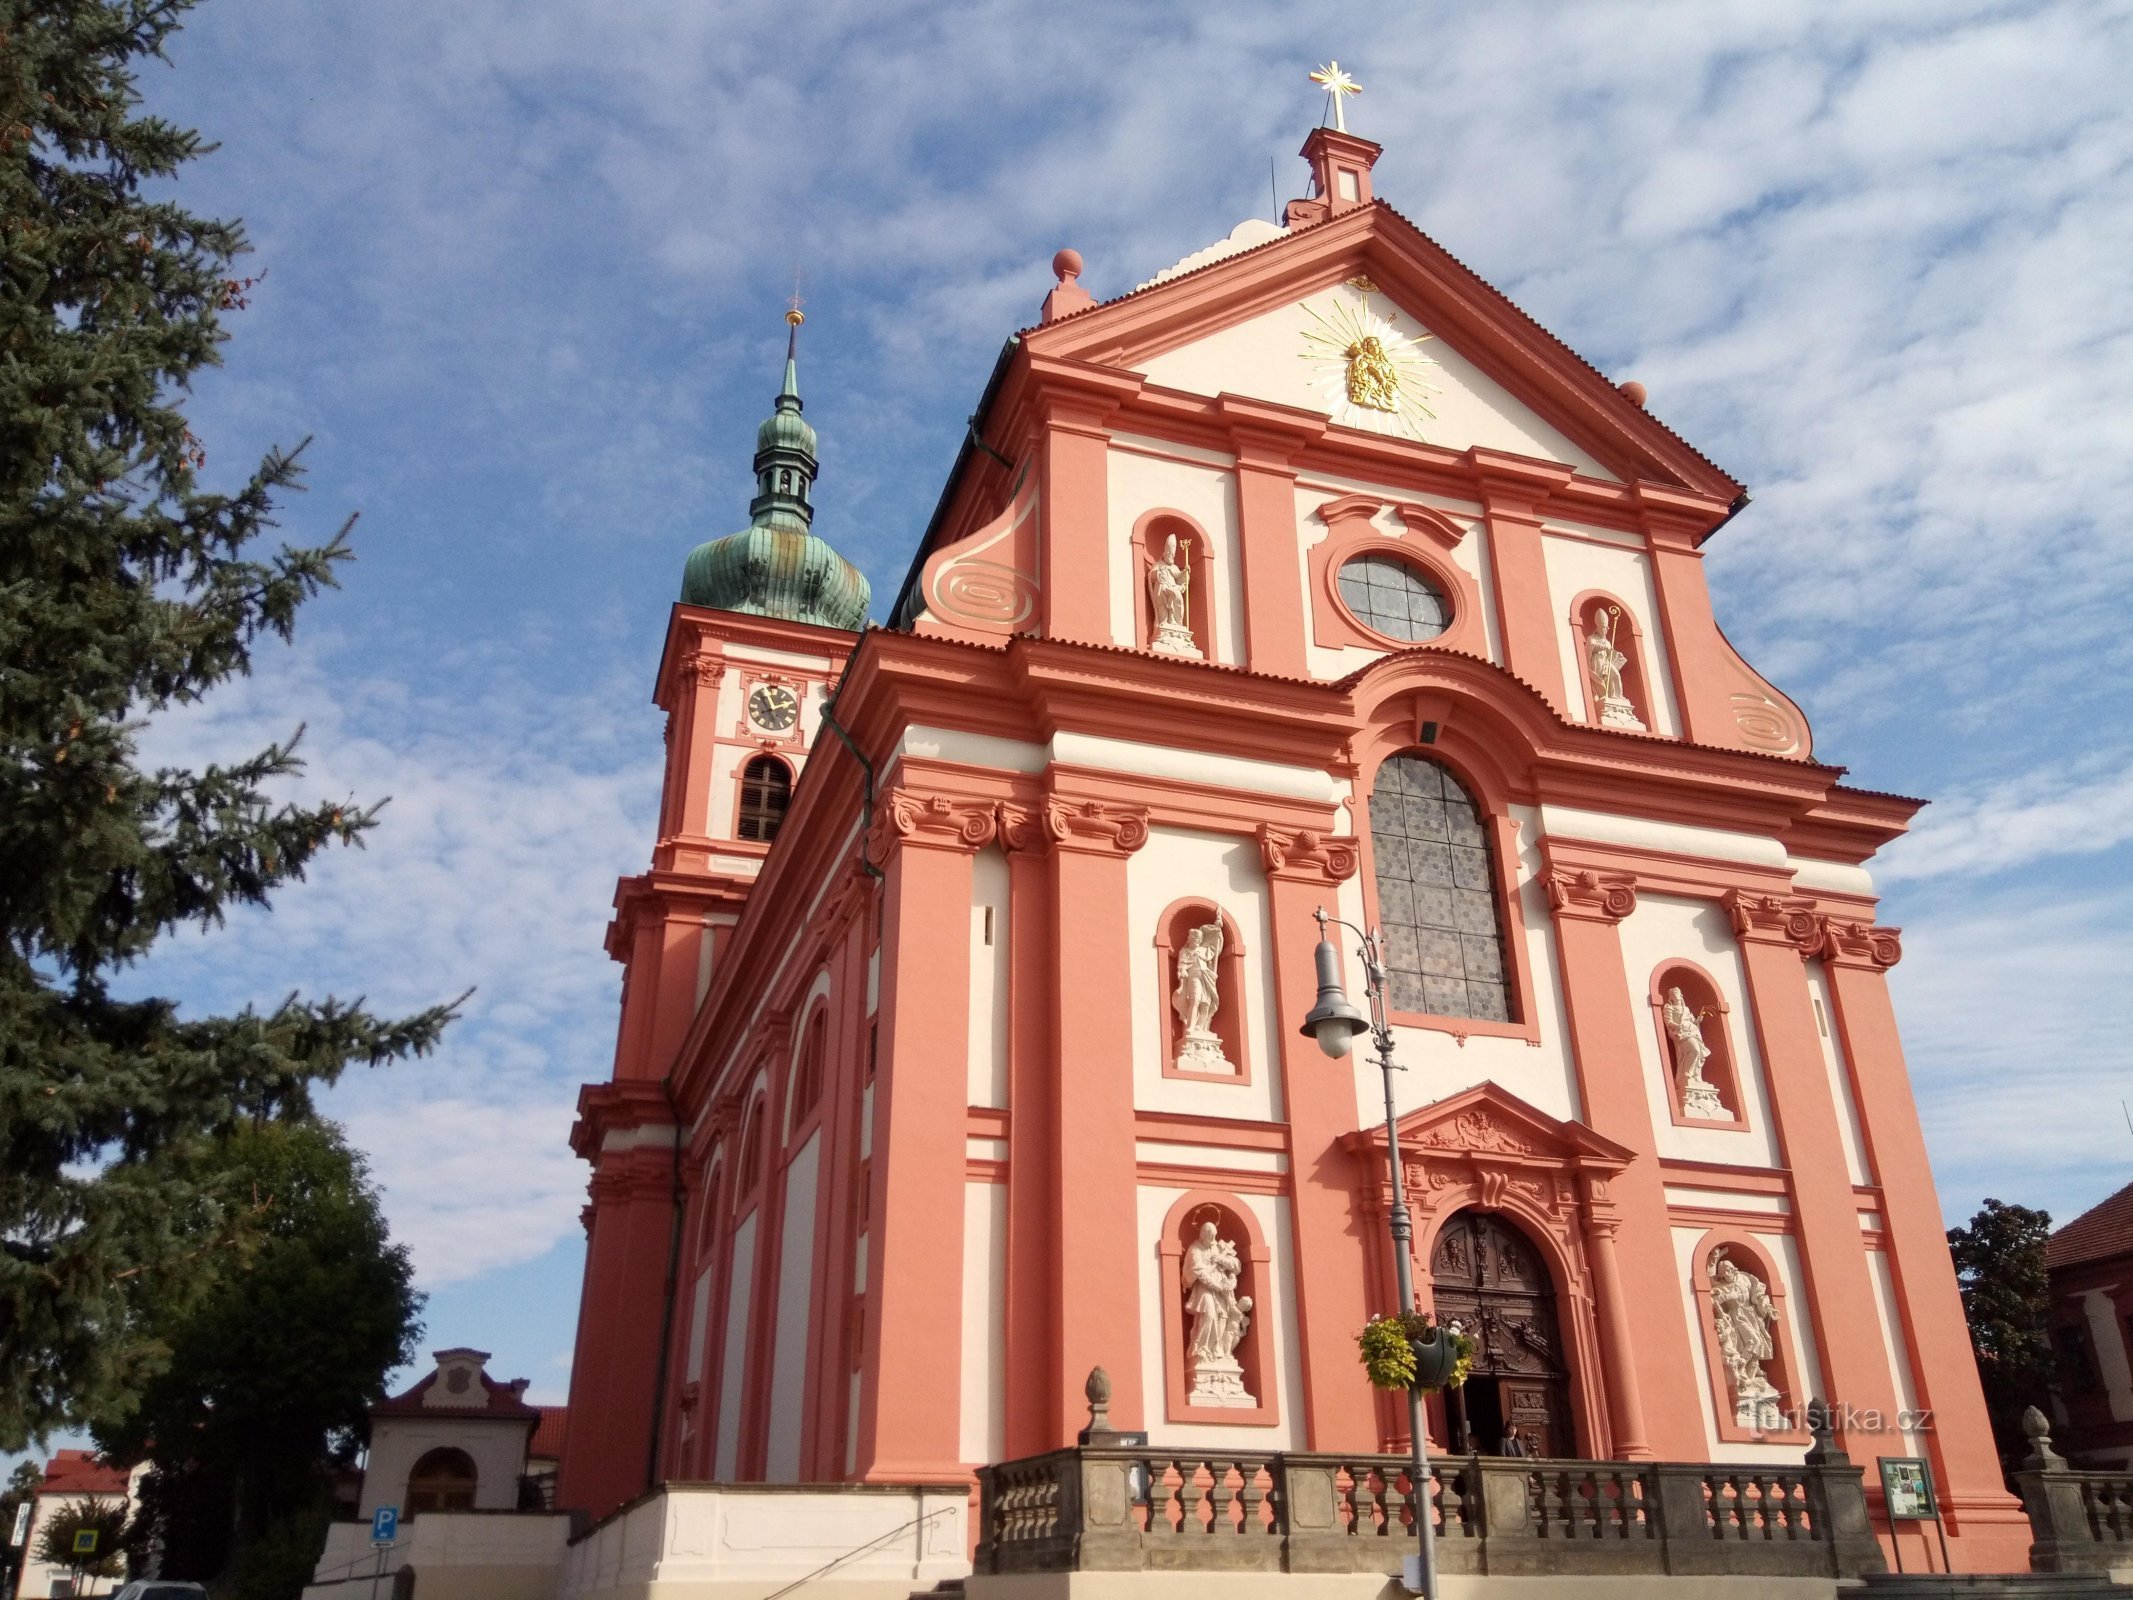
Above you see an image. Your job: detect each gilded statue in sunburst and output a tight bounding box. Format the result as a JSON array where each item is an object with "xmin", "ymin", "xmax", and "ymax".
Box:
[
  {"xmin": 1345, "ymin": 332, "xmax": 1400, "ymax": 412},
  {"xmin": 1301, "ymin": 293, "xmax": 1439, "ymax": 440}
]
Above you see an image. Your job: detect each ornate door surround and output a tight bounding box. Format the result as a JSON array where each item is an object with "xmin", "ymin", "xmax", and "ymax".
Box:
[{"xmin": 1343, "ymin": 1081, "xmax": 1636, "ymax": 1460}]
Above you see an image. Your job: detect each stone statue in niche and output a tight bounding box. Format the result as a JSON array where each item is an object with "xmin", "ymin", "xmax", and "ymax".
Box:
[
  {"xmin": 1147, "ymin": 533, "xmax": 1200, "ymax": 657},
  {"xmin": 1663, "ymin": 986, "xmax": 1730, "ymax": 1120},
  {"xmin": 1182, "ymin": 1221, "xmax": 1255, "ymax": 1407},
  {"xmin": 1585, "ymin": 607, "xmax": 1646, "ymax": 730},
  {"xmin": 1710, "ymin": 1249, "xmax": 1784, "ymax": 1430},
  {"xmin": 1171, "ymin": 921, "xmax": 1238, "ymax": 1075}
]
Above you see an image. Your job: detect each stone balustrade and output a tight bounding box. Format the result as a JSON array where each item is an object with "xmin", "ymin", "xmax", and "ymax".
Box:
[
  {"xmin": 977, "ymin": 1428, "xmax": 1884, "ymax": 1580},
  {"xmin": 2012, "ymin": 1407, "xmax": 2133, "ymax": 1576}
]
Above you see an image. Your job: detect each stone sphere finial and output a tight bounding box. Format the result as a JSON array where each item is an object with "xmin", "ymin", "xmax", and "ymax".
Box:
[
  {"xmin": 1618, "ymin": 379, "xmax": 1647, "ymax": 407},
  {"xmin": 1053, "ymin": 248, "xmax": 1084, "ymax": 284}
]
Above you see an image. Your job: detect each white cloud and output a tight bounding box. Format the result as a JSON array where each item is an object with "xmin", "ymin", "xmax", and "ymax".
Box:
[{"xmin": 1881, "ymin": 756, "xmax": 2133, "ymax": 881}]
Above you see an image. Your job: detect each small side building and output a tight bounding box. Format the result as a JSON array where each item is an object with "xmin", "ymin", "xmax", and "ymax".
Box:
[
  {"xmin": 362, "ymin": 1348, "xmax": 545, "ymax": 1517},
  {"xmin": 15, "ymin": 1451, "xmax": 141, "ymax": 1600},
  {"xmin": 2047, "ymin": 1179, "xmax": 2133, "ymax": 1469}
]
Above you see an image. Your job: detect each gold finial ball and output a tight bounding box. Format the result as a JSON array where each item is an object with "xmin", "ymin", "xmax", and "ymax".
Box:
[{"xmin": 785, "ymin": 308, "xmax": 805, "ymax": 327}]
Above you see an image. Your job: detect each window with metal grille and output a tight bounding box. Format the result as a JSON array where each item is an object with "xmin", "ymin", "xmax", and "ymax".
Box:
[
  {"xmin": 1368, "ymin": 752, "xmax": 1514, "ymax": 1022},
  {"xmin": 738, "ymin": 756, "xmax": 791, "ymax": 842},
  {"xmin": 1336, "ymin": 552, "xmax": 1450, "ymax": 642}
]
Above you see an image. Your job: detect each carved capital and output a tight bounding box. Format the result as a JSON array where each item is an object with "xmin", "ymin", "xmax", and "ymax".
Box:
[
  {"xmin": 1813, "ymin": 916, "xmax": 1903, "ymax": 970},
  {"xmin": 1043, "ymin": 799, "xmax": 1149, "ymax": 855},
  {"xmin": 1543, "ymin": 868, "xmax": 1638, "ymax": 923},
  {"xmin": 682, "ymin": 648, "xmax": 726, "ymax": 687},
  {"xmin": 995, "ymin": 801, "xmax": 1046, "ymax": 854},
  {"xmin": 1721, "ymin": 890, "xmax": 1821, "ymax": 951},
  {"xmin": 868, "ymin": 788, "xmax": 999, "ymax": 857},
  {"xmin": 1257, "ymin": 825, "xmax": 1360, "ymax": 883}
]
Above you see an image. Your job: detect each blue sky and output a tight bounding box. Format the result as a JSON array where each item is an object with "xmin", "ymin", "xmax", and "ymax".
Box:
[{"xmin": 39, "ymin": 0, "xmax": 2133, "ymax": 1428}]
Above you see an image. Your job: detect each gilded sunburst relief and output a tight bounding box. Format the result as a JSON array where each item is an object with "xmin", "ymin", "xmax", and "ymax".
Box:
[{"xmin": 1300, "ymin": 291, "xmax": 1440, "ymax": 441}]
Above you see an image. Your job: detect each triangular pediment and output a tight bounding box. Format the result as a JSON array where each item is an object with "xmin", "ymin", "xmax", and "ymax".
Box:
[
  {"xmin": 1349, "ymin": 1080, "xmax": 1634, "ymax": 1171},
  {"xmin": 1023, "ymin": 204, "xmax": 1739, "ymax": 499}
]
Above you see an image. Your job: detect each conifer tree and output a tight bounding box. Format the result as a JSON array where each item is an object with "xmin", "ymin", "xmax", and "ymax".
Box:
[{"xmin": 0, "ymin": 0, "xmax": 455, "ymax": 1448}]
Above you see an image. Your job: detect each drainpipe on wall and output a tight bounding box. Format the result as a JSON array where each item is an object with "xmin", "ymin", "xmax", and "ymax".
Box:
[
  {"xmin": 643, "ymin": 1073, "xmax": 686, "ymax": 1494},
  {"xmin": 816, "ymin": 646, "xmax": 884, "ymax": 886}
]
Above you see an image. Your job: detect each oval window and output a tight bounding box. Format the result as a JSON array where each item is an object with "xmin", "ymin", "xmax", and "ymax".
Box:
[{"xmin": 1336, "ymin": 553, "xmax": 1450, "ymax": 642}]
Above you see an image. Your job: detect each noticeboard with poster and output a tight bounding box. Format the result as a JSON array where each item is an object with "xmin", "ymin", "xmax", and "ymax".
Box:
[{"xmin": 1878, "ymin": 1456, "xmax": 1936, "ymax": 1521}]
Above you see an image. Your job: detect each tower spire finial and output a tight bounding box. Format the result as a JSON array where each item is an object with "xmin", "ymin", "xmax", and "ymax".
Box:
[{"xmin": 1309, "ymin": 60, "xmax": 1362, "ymax": 133}]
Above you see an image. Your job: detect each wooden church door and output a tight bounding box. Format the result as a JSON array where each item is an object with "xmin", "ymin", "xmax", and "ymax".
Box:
[{"xmin": 1428, "ymin": 1210, "xmax": 1576, "ymax": 1458}]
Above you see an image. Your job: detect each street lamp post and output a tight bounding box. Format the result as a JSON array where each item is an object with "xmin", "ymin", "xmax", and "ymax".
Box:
[{"xmin": 1299, "ymin": 906, "xmax": 1438, "ymax": 1600}]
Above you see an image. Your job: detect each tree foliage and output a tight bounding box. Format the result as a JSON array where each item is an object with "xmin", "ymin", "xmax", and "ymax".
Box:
[
  {"xmin": 96, "ymin": 1120, "xmax": 423, "ymax": 1587},
  {"xmin": 1948, "ymin": 1197, "xmax": 2056, "ymax": 1465},
  {"xmin": 0, "ymin": 0, "xmax": 457, "ymax": 1448},
  {"xmin": 32, "ymin": 1495, "xmax": 130, "ymax": 1580}
]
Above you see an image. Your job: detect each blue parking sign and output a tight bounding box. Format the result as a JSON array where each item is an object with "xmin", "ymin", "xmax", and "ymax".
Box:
[{"xmin": 371, "ymin": 1506, "xmax": 399, "ymax": 1545}]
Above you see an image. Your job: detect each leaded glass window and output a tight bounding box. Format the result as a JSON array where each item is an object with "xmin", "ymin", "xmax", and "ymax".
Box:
[
  {"xmin": 738, "ymin": 756, "xmax": 791, "ymax": 842},
  {"xmin": 1336, "ymin": 553, "xmax": 1450, "ymax": 642},
  {"xmin": 1367, "ymin": 753, "xmax": 1514, "ymax": 1022}
]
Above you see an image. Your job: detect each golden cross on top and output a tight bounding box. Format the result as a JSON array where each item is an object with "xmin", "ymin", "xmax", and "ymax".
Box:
[
  {"xmin": 1310, "ymin": 60, "xmax": 1361, "ymax": 133},
  {"xmin": 785, "ymin": 277, "xmax": 805, "ymax": 328}
]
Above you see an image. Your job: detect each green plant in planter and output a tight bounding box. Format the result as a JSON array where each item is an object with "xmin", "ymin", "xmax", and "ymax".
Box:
[{"xmin": 1359, "ymin": 1310, "xmax": 1477, "ymax": 1392}]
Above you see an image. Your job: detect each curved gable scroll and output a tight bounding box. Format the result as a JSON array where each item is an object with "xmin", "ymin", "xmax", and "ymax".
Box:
[{"xmin": 914, "ymin": 460, "xmax": 1041, "ymax": 641}]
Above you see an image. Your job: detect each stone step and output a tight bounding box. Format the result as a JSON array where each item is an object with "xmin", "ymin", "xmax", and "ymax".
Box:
[{"xmin": 1852, "ymin": 1574, "xmax": 2129, "ymax": 1598}]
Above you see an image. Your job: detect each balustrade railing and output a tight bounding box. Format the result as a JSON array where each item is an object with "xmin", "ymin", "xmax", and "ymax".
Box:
[
  {"xmin": 976, "ymin": 1433, "xmax": 1882, "ymax": 1580},
  {"xmin": 2013, "ymin": 1408, "xmax": 2133, "ymax": 1574}
]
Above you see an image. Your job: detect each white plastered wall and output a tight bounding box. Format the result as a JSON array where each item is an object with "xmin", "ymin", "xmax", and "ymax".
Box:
[
  {"xmin": 1802, "ymin": 960, "xmax": 1873, "ymax": 1187},
  {"xmin": 1332, "ymin": 803, "xmax": 1584, "ymax": 1131},
  {"xmin": 763, "ymin": 1131, "xmax": 821, "ymax": 1481},
  {"xmin": 1106, "ymin": 443, "xmax": 1245, "ymax": 664},
  {"xmin": 1615, "ymin": 892, "xmax": 1783, "ymax": 1169},
  {"xmin": 1136, "ymin": 1186, "xmax": 1307, "ymax": 1449},
  {"xmin": 1672, "ymin": 1225, "xmax": 1824, "ymax": 1465},
  {"xmin": 960, "ymin": 1180, "xmax": 1008, "ymax": 1466},
  {"xmin": 1127, "ymin": 826, "xmax": 1285, "ymax": 1122},
  {"xmin": 1294, "ymin": 480, "xmax": 1496, "ymax": 682},
  {"xmin": 2080, "ymin": 1288, "xmax": 2133, "ymax": 1423},
  {"xmin": 968, "ymin": 846, "xmax": 1011, "ymax": 1109},
  {"xmin": 712, "ymin": 1214, "xmax": 758, "ymax": 1481},
  {"xmin": 1134, "ymin": 285, "xmax": 1615, "ymax": 479},
  {"xmin": 362, "ymin": 1417, "xmax": 528, "ymax": 1516},
  {"xmin": 1540, "ymin": 527, "xmax": 1683, "ymax": 737},
  {"xmin": 1865, "ymin": 1250, "xmax": 1928, "ymax": 1458}
]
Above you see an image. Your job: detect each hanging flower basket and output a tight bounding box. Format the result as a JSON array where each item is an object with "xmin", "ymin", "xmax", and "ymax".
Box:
[{"xmin": 1358, "ymin": 1310, "xmax": 1476, "ymax": 1392}]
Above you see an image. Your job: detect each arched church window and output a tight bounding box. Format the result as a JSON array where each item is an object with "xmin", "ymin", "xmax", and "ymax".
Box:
[
  {"xmin": 1367, "ymin": 753, "xmax": 1514, "ymax": 1022},
  {"xmin": 407, "ymin": 1447, "xmax": 478, "ymax": 1514},
  {"xmin": 790, "ymin": 1011, "xmax": 827, "ymax": 1130},
  {"xmin": 737, "ymin": 1099, "xmax": 766, "ymax": 1196},
  {"xmin": 738, "ymin": 756, "xmax": 791, "ymax": 842}
]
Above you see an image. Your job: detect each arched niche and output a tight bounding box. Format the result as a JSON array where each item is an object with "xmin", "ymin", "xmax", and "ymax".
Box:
[
  {"xmin": 1567, "ymin": 590, "xmax": 1655, "ymax": 731},
  {"xmin": 1156, "ymin": 1190, "xmax": 1279, "ymax": 1426},
  {"xmin": 406, "ymin": 1447, "xmax": 478, "ymax": 1514},
  {"xmin": 1152, "ymin": 898, "xmax": 1251, "ymax": 1084},
  {"xmin": 1648, "ymin": 960, "xmax": 1748, "ymax": 1131},
  {"xmin": 788, "ymin": 1006, "xmax": 829, "ymax": 1137},
  {"xmin": 1689, "ymin": 1228, "xmax": 1811, "ymax": 1445},
  {"xmin": 1129, "ymin": 508, "xmax": 1216, "ymax": 660}
]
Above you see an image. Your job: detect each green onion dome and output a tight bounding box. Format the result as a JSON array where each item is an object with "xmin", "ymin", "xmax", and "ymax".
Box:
[{"xmin": 680, "ymin": 311, "xmax": 870, "ymax": 630}]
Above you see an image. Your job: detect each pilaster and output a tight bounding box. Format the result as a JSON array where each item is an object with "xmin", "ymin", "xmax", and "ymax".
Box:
[
  {"xmin": 1723, "ymin": 891, "xmax": 1902, "ymax": 1455},
  {"xmin": 1260, "ymin": 826, "xmax": 1379, "ymax": 1450},
  {"xmin": 1639, "ymin": 500, "xmax": 1740, "ymax": 746},
  {"xmin": 1539, "ymin": 862, "xmax": 1706, "ymax": 1459},
  {"xmin": 1223, "ymin": 407, "xmax": 1320, "ymax": 679},
  {"xmin": 1476, "ymin": 457, "xmax": 1573, "ymax": 714},
  {"xmin": 853, "ymin": 788, "xmax": 987, "ymax": 1481},
  {"xmin": 1038, "ymin": 404, "xmax": 1114, "ymax": 644}
]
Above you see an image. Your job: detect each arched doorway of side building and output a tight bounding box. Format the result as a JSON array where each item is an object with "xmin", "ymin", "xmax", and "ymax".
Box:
[
  {"xmin": 406, "ymin": 1447, "xmax": 479, "ymax": 1514},
  {"xmin": 1430, "ymin": 1209, "xmax": 1576, "ymax": 1458}
]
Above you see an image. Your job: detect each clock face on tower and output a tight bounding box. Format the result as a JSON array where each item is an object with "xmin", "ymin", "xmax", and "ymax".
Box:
[{"xmin": 747, "ymin": 683, "xmax": 800, "ymax": 732}]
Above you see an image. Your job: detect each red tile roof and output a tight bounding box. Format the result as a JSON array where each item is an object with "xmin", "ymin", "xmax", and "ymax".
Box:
[
  {"xmin": 2048, "ymin": 1179, "xmax": 2133, "ymax": 1271},
  {"xmin": 527, "ymin": 1406, "xmax": 567, "ymax": 1461},
  {"xmin": 40, "ymin": 1450, "xmax": 128, "ymax": 1496},
  {"xmin": 371, "ymin": 1366, "xmax": 541, "ymax": 1422}
]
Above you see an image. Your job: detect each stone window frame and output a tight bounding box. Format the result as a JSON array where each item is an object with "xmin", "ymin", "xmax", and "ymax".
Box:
[
  {"xmin": 1154, "ymin": 1189, "xmax": 1280, "ymax": 1428},
  {"xmin": 1306, "ymin": 494, "xmax": 1486, "ymax": 657},
  {"xmin": 1361, "ymin": 749, "xmax": 1524, "ymax": 1032},
  {"xmin": 735, "ymin": 753, "xmax": 795, "ymax": 843}
]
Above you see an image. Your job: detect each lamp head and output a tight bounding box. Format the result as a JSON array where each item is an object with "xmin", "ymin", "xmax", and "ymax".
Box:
[{"xmin": 1299, "ymin": 934, "xmax": 1370, "ymax": 1059}]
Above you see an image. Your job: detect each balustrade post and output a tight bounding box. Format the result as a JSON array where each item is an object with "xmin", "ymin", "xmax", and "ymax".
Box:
[
  {"xmin": 1473, "ymin": 1457, "xmax": 1537, "ymax": 1572},
  {"xmin": 1801, "ymin": 1407, "xmax": 1887, "ymax": 1578},
  {"xmin": 2013, "ymin": 1407, "xmax": 2111, "ymax": 1575},
  {"xmin": 1652, "ymin": 1463, "xmax": 1722, "ymax": 1575},
  {"xmin": 1073, "ymin": 1452, "xmax": 1144, "ymax": 1570}
]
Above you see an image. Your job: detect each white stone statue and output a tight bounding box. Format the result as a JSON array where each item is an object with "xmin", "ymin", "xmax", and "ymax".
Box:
[
  {"xmin": 1710, "ymin": 1249, "xmax": 1784, "ymax": 1430},
  {"xmin": 1585, "ymin": 607, "xmax": 1646, "ymax": 730},
  {"xmin": 1171, "ymin": 922, "xmax": 1237, "ymax": 1075},
  {"xmin": 1182, "ymin": 1221, "xmax": 1255, "ymax": 1407},
  {"xmin": 1148, "ymin": 533, "xmax": 1199, "ymax": 657},
  {"xmin": 1663, "ymin": 986, "xmax": 1730, "ymax": 1120}
]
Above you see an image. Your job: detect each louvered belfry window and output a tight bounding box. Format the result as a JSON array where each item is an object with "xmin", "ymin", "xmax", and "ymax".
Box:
[
  {"xmin": 738, "ymin": 756, "xmax": 791, "ymax": 842},
  {"xmin": 1367, "ymin": 753, "xmax": 1514, "ymax": 1022}
]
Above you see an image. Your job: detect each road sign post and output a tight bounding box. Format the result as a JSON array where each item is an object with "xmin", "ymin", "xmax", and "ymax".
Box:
[{"xmin": 368, "ymin": 1506, "xmax": 399, "ymax": 1600}]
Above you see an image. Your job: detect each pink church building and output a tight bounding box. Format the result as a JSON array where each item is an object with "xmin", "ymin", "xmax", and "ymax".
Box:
[{"xmin": 556, "ymin": 121, "xmax": 2027, "ymax": 1572}]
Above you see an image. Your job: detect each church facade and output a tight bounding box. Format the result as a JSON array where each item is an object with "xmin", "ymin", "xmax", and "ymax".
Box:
[{"xmin": 557, "ymin": 123, "xmax": 2027, "ymax": 1571}]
